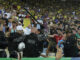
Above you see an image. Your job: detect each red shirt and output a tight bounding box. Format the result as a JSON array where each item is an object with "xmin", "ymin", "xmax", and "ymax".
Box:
[
  {"xmin": 54, "ymin": 35, "xmax": 63, "ymax": 43},
  {"xmin": 26, "ymin": 15, "xmax": 30, "ymax": 18}
]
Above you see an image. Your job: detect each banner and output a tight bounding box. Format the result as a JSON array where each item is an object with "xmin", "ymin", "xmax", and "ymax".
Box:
[
  {"xmin": 22, "ymin": 58, "xmax": 71, "ymax": 60},
  {"xmin": 23, "ymin": 18, "xmax": 31, "ymax": 28},
  {"xmin": 1, "ymin": 57, "xmax": 80, "ymax": 60}
]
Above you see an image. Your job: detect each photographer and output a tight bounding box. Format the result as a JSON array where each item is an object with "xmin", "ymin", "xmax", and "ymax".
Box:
[
  {"xmin": 8, "ymin": 28, "xmax": 25, "ymax": 59},
  {"xmin": 0, "ymin": 24, "xmax": 8, "ymax": 57},
  {"xmin": 0, "ymin": 24, "xmax": 8, "ymax": 49},
  {"xmin": 64, "ymin": 30, "xmax": 78, "ymax": 57},
  {"xmin": 23, "ymin": 29, "xmax": 44, "ymax": 57}
]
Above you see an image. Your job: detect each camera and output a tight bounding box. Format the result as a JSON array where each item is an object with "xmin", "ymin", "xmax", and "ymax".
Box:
[
  {"xmin": 23, "ymin": 33, "xmax": 45, "ymax": 57},
  {"xmin": 37, "ymin": 33, "xmax": 48, "ymax": 41}
]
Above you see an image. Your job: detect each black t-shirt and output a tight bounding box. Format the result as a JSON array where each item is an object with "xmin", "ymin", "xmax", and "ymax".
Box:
[
  {"xmin": 64, "ymin": 35, "xmax": 78, "ymax": 57},
  {"xmin": 8, "ymin": 32, "xmax": 22, "ymax": 51},
  {"xmin": 0, "ymin": 31, "xmax": 8, "ymax": 49}
]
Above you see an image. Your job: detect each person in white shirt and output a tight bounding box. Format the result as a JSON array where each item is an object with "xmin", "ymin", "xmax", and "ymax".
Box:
[
  {"xmin": 16, "ymin": 22, "xmax": 23, "ymax": 31},
  {"xmin": 37, "ymin": 19, "xmax": 43, "ymax": 29},
  {"xmin": 3, "ymin": 12, "xmax": 11, "ymax": 19},
  {"xmin": 23, "ymin": 24, "xmax": 31, "ymax": 35}
]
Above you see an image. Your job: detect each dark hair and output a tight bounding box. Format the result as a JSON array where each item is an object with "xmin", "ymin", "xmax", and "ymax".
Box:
[
  {"xmin": 57, "ymin": 28, "xmax": 62, "ymax": 31},
  {"xmin": 5, "ymin": 27, "xmax": 9, "ymax": 32},
  {"xmin": 71, "ymin": 28, "xmax": 76, "ymax": 30},
  {"xmin": 66, "ymin": 30, "xmax": 72, "ymax": 34},
  {"xmin": 12, "ymin": 21, "xmax": 16, "ymax": 24},
  {"xmin": 4, "ymin": 14, "xmax": 7, "ymax": 16}
]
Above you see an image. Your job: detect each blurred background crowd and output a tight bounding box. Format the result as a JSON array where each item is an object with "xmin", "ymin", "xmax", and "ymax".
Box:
[{"xmin": 0, "ymin": 0, "xmax": 80, "ymax": 60}]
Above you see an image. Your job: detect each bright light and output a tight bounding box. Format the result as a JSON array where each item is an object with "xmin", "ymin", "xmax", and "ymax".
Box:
[{"xmin": 61, "ymin": 0, "xmax": 66, "ymax": 2}]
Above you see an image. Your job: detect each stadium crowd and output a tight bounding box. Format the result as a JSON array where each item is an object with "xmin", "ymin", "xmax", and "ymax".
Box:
[{"xmin": 0, "ymin": 1, "xmax": 80, "ymax": 60}]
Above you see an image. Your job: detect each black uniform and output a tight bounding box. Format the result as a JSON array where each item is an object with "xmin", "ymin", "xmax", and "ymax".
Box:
[{"xmin": 64, "ymin": 35, "xmax": 79, "ymax": 57}]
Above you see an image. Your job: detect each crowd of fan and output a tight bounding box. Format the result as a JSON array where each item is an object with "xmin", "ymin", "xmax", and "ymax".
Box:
[{"xmin": 0, "ymin": 2, "xmax": 80, "ymax": 59}]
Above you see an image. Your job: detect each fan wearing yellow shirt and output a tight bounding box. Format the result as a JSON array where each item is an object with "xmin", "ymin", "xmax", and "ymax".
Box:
[
  {"xmin": 23, "ymin": 17, "xmax": 31, "ymax": 28},
  {"xmin": 17, "ymin": 5, "xmax": 21, "ymax": 10}
]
